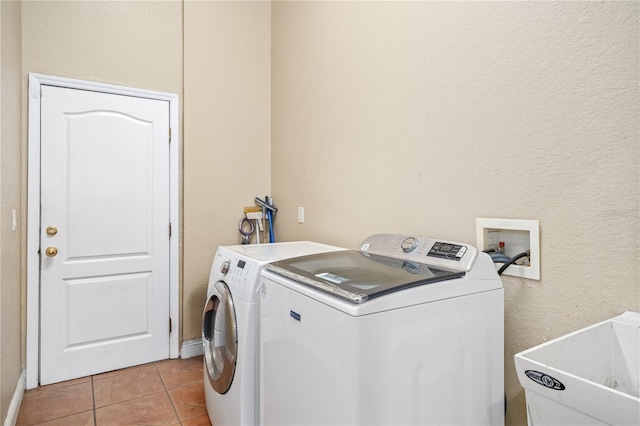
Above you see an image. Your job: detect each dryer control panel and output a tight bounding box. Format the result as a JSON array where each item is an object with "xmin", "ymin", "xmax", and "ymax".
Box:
[
  {"xmin": 359, "ymin": 234, "xmax": 479, "ymax": 272},
  {"xmin": 222, "ymin": 256, "xmax": 255, "ymax": 287},
  {"xmin": 210, "ymin": 251, "xmax": 259, "ymax": 303}
]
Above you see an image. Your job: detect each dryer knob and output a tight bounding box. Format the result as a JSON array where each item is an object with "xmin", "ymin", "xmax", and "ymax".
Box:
[{"xmin": 220, "ymin": 261, "xmax": 230, "ymax": 275}]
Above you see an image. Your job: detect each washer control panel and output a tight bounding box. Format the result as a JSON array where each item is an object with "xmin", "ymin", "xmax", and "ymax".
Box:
[
  {"xmin": 427, "ymin": 241, "xmax": 467, "ymax": 261},
  {"xmin": 360, "ymin": 234, "xmax": 478, "ymax": 272}
]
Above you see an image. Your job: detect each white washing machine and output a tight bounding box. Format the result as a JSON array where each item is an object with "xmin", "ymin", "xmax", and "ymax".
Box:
[
  {"xmin": 260, "ymin": 234, "xmax": 504, "ymax": 426},
  {"xmin": 202, "ymin": 241, "xmax": 343, "ymax": 426}
]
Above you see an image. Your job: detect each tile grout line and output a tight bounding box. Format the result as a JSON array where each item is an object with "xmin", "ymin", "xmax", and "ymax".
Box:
[
  {"xmin": 90, "ymin": 364, "xmax": 169, "ymax": 410},
  {"xmin": 154, "ymin": 361, "xmax": 182, "ymax": 423},
  {"xmin": 91, "ymin": 375, "xmax": 97, "ymax": 426},
  {"xmin": 22, "ymin": 380, "xmax": 94, "ymax": 425}
]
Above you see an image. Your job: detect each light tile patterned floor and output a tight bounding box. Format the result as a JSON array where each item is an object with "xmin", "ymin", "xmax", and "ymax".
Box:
[{"xmin": 17, "ymin": 356, "xmax": 211, "ymax": 426}]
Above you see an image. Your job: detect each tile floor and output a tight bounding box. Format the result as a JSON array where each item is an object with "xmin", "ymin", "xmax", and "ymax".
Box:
[{"xmin": 17, "ymin": 356, "xmax": 211, "ymax": 426}]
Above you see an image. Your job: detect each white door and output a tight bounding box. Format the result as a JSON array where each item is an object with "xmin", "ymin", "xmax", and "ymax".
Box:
[{"xmin": 39, "ymin": 85, "xmax": 171, "ymax": 385}]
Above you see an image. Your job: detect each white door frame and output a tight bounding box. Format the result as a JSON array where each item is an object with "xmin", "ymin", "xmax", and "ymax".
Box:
[{"xmin": 26, "ymin": 73, "xmax": 180, "ymax": 390}]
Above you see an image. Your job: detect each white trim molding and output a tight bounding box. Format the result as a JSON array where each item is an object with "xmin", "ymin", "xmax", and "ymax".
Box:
[
  {"xmin": 180, "ymin": 339, "xmax": 204, "ymax": 359},
  {"xmin": 26, "ymin": 73, "xmax": 180, "ymax": 389},
  {"xmin": 4, "ymin": 369, "xmax": 25, "ymax": 426}
]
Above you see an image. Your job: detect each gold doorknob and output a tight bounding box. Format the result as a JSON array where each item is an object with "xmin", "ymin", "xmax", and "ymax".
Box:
[
  {"xmin": 45, "ymin": 246, "xmax": 58, "ymax": 257},
  {"xmin": 46, "ymin": 226, "xmax": 58, "ymax": 236}
]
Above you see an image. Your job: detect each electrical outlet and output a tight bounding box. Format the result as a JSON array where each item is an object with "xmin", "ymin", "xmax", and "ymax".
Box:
[
  {"xmin": 476, "ymin": 218, "xmax": 540, "ymax": 280},
  {"xmin": 298, "ymin": 207, "xmax": 304, "ymax": 224}
]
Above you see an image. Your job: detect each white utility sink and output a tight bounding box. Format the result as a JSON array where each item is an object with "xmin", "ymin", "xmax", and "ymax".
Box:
[{"xmin": 515, "ymin": 311, "xmax": 639, "ymax": 425}]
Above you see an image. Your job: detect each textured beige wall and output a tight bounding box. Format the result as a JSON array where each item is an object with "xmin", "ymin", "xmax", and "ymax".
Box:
[
  {"xmin": 22, "ymin": 1, "xmax": 183, "ymax": 94},
  {"xmin": 183, "ymin": 0, "xmax": 272, "ymax": 341},
  {"xmin": 271, "ymin": 2, "xmax": 639, "ymax": 424},
  {"xmin": 1, "ymin": 0, "xmax": 23, "ymax": 421}
]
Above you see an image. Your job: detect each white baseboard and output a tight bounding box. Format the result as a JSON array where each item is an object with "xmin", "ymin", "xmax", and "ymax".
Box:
[
  {"xmin": 4, "ymin": 369, "xmax": 25, "ymax": 426},
  {"xmin": 180, "ymin": 338, "xmax": 203, "ymax": 358}
]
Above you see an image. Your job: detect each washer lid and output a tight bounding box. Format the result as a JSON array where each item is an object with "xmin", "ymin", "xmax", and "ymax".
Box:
[{"xmin": 264, "ymin": 250, "xmax": 464, "ymax": 304}]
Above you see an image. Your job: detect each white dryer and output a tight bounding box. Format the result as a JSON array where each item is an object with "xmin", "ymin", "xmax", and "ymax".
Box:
[
  {"xmin": 260, "ymin": 234, "xmax": 504, "ymax": 426},
  {"xmin": 202, "ymin": 242, "xmax": 343, "ymax": 426}
]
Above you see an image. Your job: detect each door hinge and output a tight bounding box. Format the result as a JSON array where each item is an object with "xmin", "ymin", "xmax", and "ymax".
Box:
[
  {"xmin": 169, "ymin": 223, "xmax": 172, "ymax": 238},
  {"xmin": 169, "ymin": 128, "xmax": 172, "ymax": 143},
  {"xmin": 169, "ymin": 317, "xmax": 173, "ymax": 333}
]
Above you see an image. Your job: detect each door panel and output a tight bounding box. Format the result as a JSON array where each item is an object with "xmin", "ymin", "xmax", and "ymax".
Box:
[
  {"xmin": 65, "ymin": 273, "xmax": 152, "ymax": 345},
  {"xmin": 66, "ymin": 111, "xmax": 152, "ymax": 258},
  {"xmin": 40, "ymin": 85, "xmax": 170, "ymax": 385}
]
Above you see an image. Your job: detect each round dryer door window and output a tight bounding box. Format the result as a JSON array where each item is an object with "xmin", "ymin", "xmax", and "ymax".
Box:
[{"xmin": 202, "ymin": 281, "xmax": 237, "ymax": 394}]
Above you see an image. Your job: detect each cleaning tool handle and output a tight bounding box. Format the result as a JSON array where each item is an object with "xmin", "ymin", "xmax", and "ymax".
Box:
[{"xmin": 255, "ymin": 197, "xmax": 277, "ymax": 213}]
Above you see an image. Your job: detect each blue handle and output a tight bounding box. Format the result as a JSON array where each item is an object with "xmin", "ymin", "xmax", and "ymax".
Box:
[{"xmin": 267, "ymin": 210, "xmax": 275, "ymax": 243}]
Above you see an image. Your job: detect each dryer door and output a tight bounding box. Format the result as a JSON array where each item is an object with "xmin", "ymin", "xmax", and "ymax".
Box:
[{"xmin": 202, "ymin": 281, "xmax": 237, "ymax": 394}]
